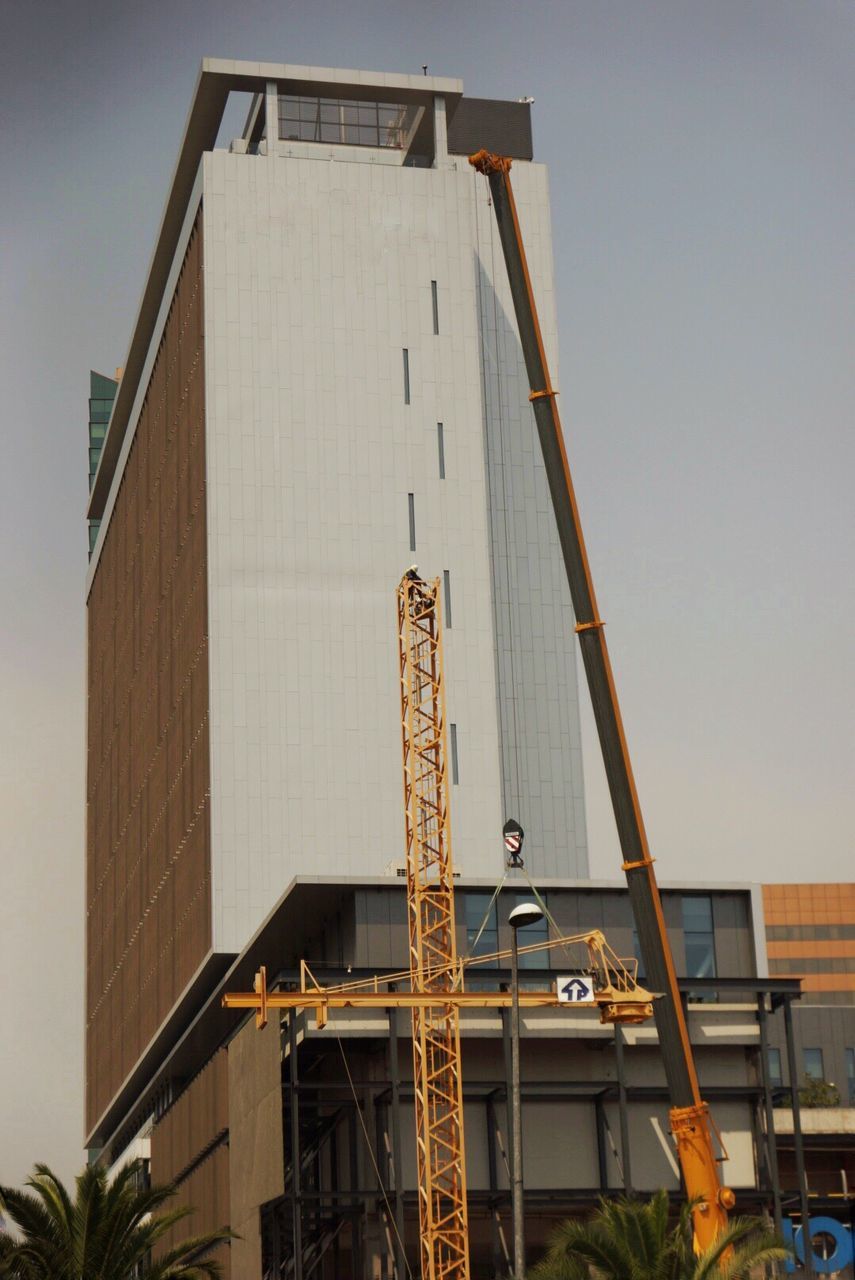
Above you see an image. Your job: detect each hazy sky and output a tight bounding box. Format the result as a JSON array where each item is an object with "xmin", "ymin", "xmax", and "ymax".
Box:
[{"xmin": 1, "ymin": 0, "xmax": 852, "ymax": 1188}]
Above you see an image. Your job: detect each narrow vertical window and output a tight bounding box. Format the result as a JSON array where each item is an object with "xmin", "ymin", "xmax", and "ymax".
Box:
[
  {"xmin": 767, "ymin": 1047, "xmax": 783, "ymax": 1088},
  {"xmin": 443, "ymin": 569, "xmax": 452, "ymax": 627},
  {"xmin": 437, "ymin": 422, "xmax": 445, "ymax": 479},
  {"xmin": 803, "ymin": 1047, "xmax": 824, "ymax": 1081},
  {"xmin": 408, "ymin": 493, "xmax": 416, "ymax": 552},
  {"xmin": 682, "ymin": 894, "xmax": 716, "ymax": 1003},
  {"xmin": 431, "ymin": 280, "xmax": 439, "ymax": 334},
  {"xmin": 402, "ymin": 348, "xmax": 410, "ymax": 404},
  {"xmin": 449, "ymin": 723, "xmax": 459, "ymax": 784}
]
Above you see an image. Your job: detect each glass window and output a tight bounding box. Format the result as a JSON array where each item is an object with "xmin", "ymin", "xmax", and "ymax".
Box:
[
  {"xmin": 682, "ymin": 895, "xmax": 713, "ymax": 933},
  {"xmin": 431, "ymin": 279, "xmax": 439, "ymax": 334},
  {"xmin": 803, "ymin": 1047, "xmax": 824, "ymax": 1081},
  {"xmin": 449, "ymin": 723, "xmax": 459, "ymax": 785},
  {"xmin": 402, "ymin": 348, "xmax": 410, "ymax": 404},
  {"xmin": 768, "ymin": 1047, "xmax": 783, "ymax": 1087},
  {"xmin": 437, "ymin": 423, "xmax": 446, "ymax": 479},
  {"xmin": 465, "ymin": 892, "xmax": 497, "ymax": 990},
  {"xmin": 682, "ymin": 894, "xmax": 716, "ymax": 1002},
  {"xmin": 846, "ymin": 1048, "xmax": 855, "ymax": 1104},
  {"xmin": 465, "ymin": 893, "xmax": 497, "ymax": 960},
  {"xmin": 278, "ymin": 96, "xmax": 411, "ymax": 149},
  {"xmin": 685, "ymin": 936, "xmax": 716, "ymax": 980},
  {"xmin": 443, "ymin": 570, "xmax": 452, "ymax": 628},
  {"xmin": 408, "ymin": 493, "xmax": 416, "ymax": 553}
]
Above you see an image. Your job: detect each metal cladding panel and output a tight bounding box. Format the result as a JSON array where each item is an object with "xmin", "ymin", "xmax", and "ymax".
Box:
[
  {"xmin": 202, "ymin": 147, "xmax": 588, "ymax": 954},
  {"xmin": 447, "ymin": 98, "xmax": 533, "ymax": 160},
  {"xmin": 150, "ymin": 1049, "xmax": 228, "ymax": 1185},
  {"xmin": 153, "ymin": 1142, "xmax": 230, "ymax": 1276},
  {"xmin": 85, "ymin": 215, "xmax": 211, "ymax": 1134}
]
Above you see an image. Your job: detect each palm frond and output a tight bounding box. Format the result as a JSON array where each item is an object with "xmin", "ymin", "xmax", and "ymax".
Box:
[
  {"xmin": 1, "ymin": 1162, "xmax": 231, "ymax": 1280},
  {"xmin": 527, "ymin": 1193, "xmax": 791, "ymax": 1280}
]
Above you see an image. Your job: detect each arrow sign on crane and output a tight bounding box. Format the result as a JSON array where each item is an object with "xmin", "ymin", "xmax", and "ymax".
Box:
[{"xmin": 556, "ymin": 974, "xmax": 595, "ymax": 1004}]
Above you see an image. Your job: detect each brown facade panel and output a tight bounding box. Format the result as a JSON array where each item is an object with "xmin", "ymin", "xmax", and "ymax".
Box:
[
  {"xmin": 153, "ymin": 1142, "xmax": 231, "ymax": 1278},
  {"xmin": 86, "ymin": 215, "xmax": 210, "ymax": 1134},
  {"xmin": 150, "ymin": 1050, "xmax": 229, "ymax": 1186},
  {"xmin": 151, "ymin": 1052, "xmax": 230, "ymax": 1279}
]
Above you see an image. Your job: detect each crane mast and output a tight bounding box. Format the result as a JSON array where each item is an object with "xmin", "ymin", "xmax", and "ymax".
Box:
[
  {"xmin": 225, "ymin": 570, "xmax": 657, "ymax": 1279},
  {"xmin": 470, "ymin": 150, "xmax": 735, "ymax": 1248},
  {"xmin": 397, "ymin": 572, "xmax": 470, "ymax": 1280}
]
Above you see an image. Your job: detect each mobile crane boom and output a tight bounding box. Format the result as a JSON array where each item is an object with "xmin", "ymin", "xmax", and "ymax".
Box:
[{"xmin": 470, "ymin": 150, "xmax": 735, "ymax": 1247}]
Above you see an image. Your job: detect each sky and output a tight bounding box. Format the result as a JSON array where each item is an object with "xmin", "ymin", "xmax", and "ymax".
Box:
[{"xmin": 0, "ymin": 0, "xmax": 852, "ymax": 1189}]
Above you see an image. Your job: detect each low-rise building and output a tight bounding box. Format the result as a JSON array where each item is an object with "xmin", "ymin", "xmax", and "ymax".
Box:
[
  {"xmin": 763, "ymin": 883, "xmax": 855, "ymax": 1225},
  {"xmin": 98, "ymin": 877, "xmax": 810, "ymax": 1278}
]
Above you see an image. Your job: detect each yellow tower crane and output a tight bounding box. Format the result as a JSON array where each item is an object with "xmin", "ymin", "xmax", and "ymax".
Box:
[
  {"xmin": 397, "ymin": 569, "xmax": 469, "ymax": 1280},
  {"xmin": 224, "ymin": 572, "xmax": 656, "ymax": 1280}
]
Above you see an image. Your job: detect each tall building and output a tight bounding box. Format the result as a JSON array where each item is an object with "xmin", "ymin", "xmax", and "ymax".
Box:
[
  {"xmin": 85, "ymin": 60, "xmax": 587, "ymax": 1158},
  {"xmin": 87, "ymin": 370, "xmax": 118, "ymax": 554},
  {"xmin": 85, "ymin": 61, "xmax": 852, "ymax": 1279}
]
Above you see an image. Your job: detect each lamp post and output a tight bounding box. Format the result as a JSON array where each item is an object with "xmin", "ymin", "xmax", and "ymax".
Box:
[{"xmin": 509, "ymin": 901, "xmax": 544, "ymax": 1279}]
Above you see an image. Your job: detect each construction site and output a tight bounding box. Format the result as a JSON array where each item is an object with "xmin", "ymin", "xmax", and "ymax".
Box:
[{"xmin": 83, "ymin": 61, "xmax": 855, "ymax": 1280}]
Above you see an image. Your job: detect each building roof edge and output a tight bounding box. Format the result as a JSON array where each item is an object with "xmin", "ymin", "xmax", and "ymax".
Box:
[{"xmin": 87, "ymin": 59, "xmax": 464, "ymax": 525}]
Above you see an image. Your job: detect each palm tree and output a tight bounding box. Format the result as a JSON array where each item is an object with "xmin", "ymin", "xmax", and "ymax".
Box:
[
  {"xmin": 529, "ymin": 1189, "xmax": 789, "ymax": 1280},
  {"xmin": 0, "ymin": 1159, "xmax": 230, "ymax": 1279}
]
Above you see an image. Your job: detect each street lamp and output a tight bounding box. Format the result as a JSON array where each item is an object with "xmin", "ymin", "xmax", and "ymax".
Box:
[{"xmin": 508, "ymin": 901, "xmax": 544, "ymax": 1279}]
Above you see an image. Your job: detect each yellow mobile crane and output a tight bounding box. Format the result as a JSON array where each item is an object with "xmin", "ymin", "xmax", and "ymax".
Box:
[
  {"xmin": 225, "ymin": 573, "xmax": 655, "ymax": 1280},
  {"xmin": 469, "ymin": 150, "xmax": 736, "ymax": 1248}
]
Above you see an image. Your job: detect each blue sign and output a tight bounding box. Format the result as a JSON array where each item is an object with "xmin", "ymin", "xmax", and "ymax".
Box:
[{"xmin": 783, "ymin": 1218, "xmax": 854, "ymax": 1274}]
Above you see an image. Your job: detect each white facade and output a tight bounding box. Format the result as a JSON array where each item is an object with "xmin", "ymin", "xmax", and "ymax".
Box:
[
  {"xmin": 86, "ymin": 65, "xmax": 590, "ymax": 961},
  {"xmin": 201, "ymin": 112, "xmax": 587, "ymax": 951}
]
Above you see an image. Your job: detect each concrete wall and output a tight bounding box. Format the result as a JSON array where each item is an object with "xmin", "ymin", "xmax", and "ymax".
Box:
[{"xmin": 201, "ymin": 144, "xmax": 588, "ymax": 953}]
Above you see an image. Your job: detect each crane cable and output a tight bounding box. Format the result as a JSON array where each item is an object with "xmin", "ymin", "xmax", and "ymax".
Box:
[
  {"xmin": 335, "ymin": 1035, "xmax": 415, "ymax": 1280},
  {"xmin": 465, "ymin": 861, "xmax": 578, "ymax": 968}
]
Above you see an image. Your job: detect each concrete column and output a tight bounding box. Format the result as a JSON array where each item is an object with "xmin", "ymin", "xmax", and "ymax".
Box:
[
  {"xmin": 614, "ymin": 1024, "xmax": 633, "ymax": 1193},
  {"xmin": 265, "ymin": 80, "xmax": 278, "ymax": 155},
  {"xmin": 433, "ymin": 94, "xmax": 449, "ymax": 166},
  {"xmin": 756, "ymin": 993, "xmax": 783, "ymax": 1234}
]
